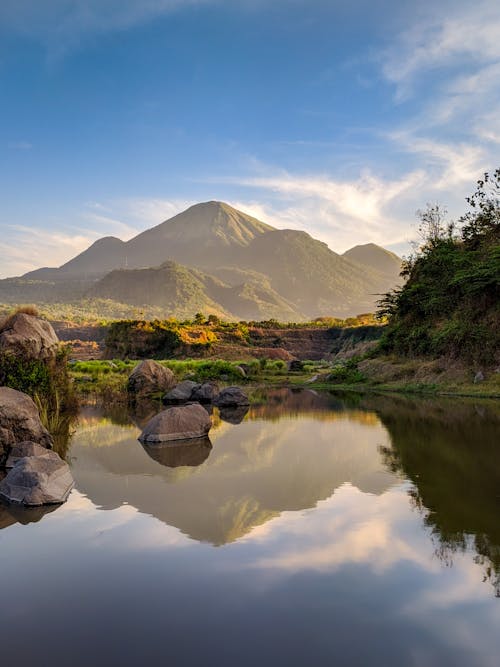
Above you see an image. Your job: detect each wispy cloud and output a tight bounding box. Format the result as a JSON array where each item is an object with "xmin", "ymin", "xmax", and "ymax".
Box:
[
  {"xmin": 7, "ymin": 141, "xmax": 33, "ymax": 150},
  {"xmin": 0, "ymin": 225, "xmax": 100, "ymax": 277}
]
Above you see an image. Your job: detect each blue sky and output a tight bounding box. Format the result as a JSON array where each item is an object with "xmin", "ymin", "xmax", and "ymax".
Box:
[{"xmin": 1, "ymin": 0, "xmax": 499, "ymax": 277}]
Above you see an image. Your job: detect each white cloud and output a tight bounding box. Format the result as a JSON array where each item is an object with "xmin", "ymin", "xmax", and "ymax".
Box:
[{"xmin": 381, "ymin": 1, "xmax": 500, "ymax": 101}]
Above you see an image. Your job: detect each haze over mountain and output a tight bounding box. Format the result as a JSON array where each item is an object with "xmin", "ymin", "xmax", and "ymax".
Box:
[{"xmin": 0, "ymin": 201, "xmax": 402, "ymax": 320}]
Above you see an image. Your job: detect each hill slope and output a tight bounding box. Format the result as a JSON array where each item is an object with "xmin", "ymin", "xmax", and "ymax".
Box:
[{"xmin": 343, "ymin": 243, "xmax": 401, "ymax": 278}]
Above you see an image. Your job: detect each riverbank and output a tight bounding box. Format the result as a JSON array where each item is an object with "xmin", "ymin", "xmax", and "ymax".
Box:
[{"xmin": 68, "ymin": 356, "xmax": 500, "ymax": 401}]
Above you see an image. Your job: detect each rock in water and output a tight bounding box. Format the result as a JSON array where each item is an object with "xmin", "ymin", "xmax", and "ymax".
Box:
[
  {"xmin": 163, "ymin": 380, "xmax": 200, "ymax": 404},
  {"xmin": 139, "ymin": 404, "xmax": 212, "ymax": 443},
  {"xmin": 6, "ymin": 441, "xmax": 49, "ymax": 468},
  {"xmin": 190, "ymin": 382, "xmax": 219, "ymax": 403},
  {"xmin": 127, "ymin": 359, "xmax": 176, "ymax": 397},
  {"xmin": 0, "ymin": 312, "xmax": 59, "ymax": 361},
  {"xmin": 0, "ymin": 451, "xmax": 74, "ymax": 506},
  {"xmin": 214, "ymin": 386, "xmax": 250, "ymax": 408},
  {"xmin": 0, "ymin": 387, "xmax": 53, "ymax": 464}
]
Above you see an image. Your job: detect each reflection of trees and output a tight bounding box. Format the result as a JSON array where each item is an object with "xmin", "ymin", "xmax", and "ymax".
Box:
[{"xmin": 375, "ymin": 397, "xmax": 500, "ymax": 596}]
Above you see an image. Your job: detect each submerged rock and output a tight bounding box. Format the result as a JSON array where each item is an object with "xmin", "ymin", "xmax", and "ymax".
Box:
[
  {"xmin": 214, "ymin": 386, "xmax": 250, "ymax": 408},
  {"xmin": 190, "ymin": 382, "xmax": 219, "ymax": 403},
  {"xmin": 139, "ymin": 403, "xmax": 212, "ymax": 443},
  {"xmin": 0, "ymin": 312, "xmax": 59, "ymax": 361},
  {"xmin": 0, "ymin": 387, "xmax": 53, "ymax": 464},
  {"xmin": 163, "ymin": 380, "xmax": 200, "ymax": 404},
  {"xmin": 127, "ymin": 359, "xmax": 176, "ymax": 397},
  {"xmin": 0, "ymin": 451, "xmax": 74, "ymax": 506}
]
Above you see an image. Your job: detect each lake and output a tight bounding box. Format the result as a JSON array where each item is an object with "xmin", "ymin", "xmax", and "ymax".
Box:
[{"xmin": 1, "ymin": 389, "xmax": 499, "ymax": 666}]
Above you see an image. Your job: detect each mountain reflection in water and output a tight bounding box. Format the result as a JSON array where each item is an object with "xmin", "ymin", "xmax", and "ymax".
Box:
[
  {"xmin": 69, "ymin": 391, "xmax": 396, "ymax": 545},
  {"xmin": 1, "ymin": 388, "xmax": 500, "ymax": 667}
]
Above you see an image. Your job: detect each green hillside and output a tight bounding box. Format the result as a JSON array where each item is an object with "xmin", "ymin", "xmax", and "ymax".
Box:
[{"xmin": 379, "ymin": 171, "xmax": 500, "ymax": 364}]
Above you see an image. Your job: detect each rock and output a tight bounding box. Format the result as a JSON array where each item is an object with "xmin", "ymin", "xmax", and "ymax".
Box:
[
  {"xmin": 190, "ymin": 382, "xmax": 219, "ymax": 403},
  {"xmin": 127, "ymin": 359, "xmax": 176, "ymax": 397},
  {"xmin": 474, "ymin": 371, "xmax": 485, "ymax": 384},
  {"xmin": 163, "ymin": 380, "xmax": 200, "ymax": 404},
  {"xmin": 6, "ymin": 441, "xmax": 49, "ymax": 468},
  {"xmin": 0, "ymin": 312, "xmax": 59, "ymax": 361},
  {"xmin": 213, "ymin": 386, "xmax": 250, "ymax": 408},
  {"xmin": 219, "ymin": 405, "xmax": 249, "ymax": 425},
  {"xmin": 139, "ymin": 403, "xmax": 212, "ymax": 443},
  {"xmin": 141, "ymin": 437, "xmax": 212, "ymax": 468},
  {"xmin": 0, "ymin": 387, "xmax": 53, "ymax": 464},
  {"xmin": 0, "ymin": 451, "xmax": 74, "ymax": 506}
]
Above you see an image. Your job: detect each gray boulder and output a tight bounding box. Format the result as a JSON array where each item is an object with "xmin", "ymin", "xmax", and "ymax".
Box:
[
  {"xmin": 0, "ymin": 451, "xmax": 74, "ymax": 506},
  {"xmin": 0, "ymin": 312, "xmax": 59, "ymax": 361},
  {"xmin": 190, "ymin": 382, "xmax": 219, "ymax": 403},
  {"xmin": 139, "ymin": 404, "xmax": 212, "ymax": 443},
  {"xmin": 0, "ymin": 387, "xmax": 53, "ymax": 464},
  {"xmin": 6, "ymin": 441, "xmax": 49, "ymax": 468},
  {"xmin": 127, "ymin": 359, "xmax": 176, "ymax": 397},
  {"xmin": 214, "ymin": 386, "xmax": 250, "ymax": 408},
  {"xmin": 163, "ymin": 380, "xmax": 200, "ymax": 404}
]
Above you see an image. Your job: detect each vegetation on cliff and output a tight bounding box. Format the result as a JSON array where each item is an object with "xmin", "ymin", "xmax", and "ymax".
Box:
[{"xmin": 378, "ymin": 171, "xmax": 500, "ymax": 365}]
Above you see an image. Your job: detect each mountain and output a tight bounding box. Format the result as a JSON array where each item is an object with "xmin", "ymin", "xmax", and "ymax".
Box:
[
  {"xmin": 0, "ymin": 201, "xmax": 402, "ymax": 320},
  {"xmin": 343, "ymin": 243, "xmax": 401, "ymax": 278},
  {"xmin": 26, "ymin": 201, "xmax": 273, "ymax": 280}
]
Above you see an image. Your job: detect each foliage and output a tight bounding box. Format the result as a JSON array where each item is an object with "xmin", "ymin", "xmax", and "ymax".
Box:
[{"xmin": 378, "ymin": 171, "xmax": 500, "ymax": 364}]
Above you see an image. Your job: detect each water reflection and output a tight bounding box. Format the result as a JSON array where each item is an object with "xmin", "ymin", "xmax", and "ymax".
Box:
[
  {"xmin": 370, "ymin": 395, "xmax": 500, "ymax": 596},
  {"xmin": 1, "ymin": 389, "xmax": 500, "ymax": 666},
  {"xmin": 142, "ymin": 437, "xmax": 212, "ymax": 468},
  {"xmin": 67, "ymin": 393, "xmax": 397, "ymax": 545}
]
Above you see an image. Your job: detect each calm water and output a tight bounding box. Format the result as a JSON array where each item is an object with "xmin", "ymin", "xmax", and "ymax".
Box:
[{"xmin": 1, "ymin": 389, "xmax": 500, "ymax": 666}]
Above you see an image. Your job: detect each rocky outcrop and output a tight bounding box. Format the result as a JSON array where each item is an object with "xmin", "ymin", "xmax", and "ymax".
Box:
[
  {"xmin": 139, "ymin": 404, "xmax": 212, "ymax": 443},
  {"xmin": 0, "ymin": 450, "xmax": 74, "ymax": 506},
  {"xmin": 0, "ymin": 387, "xmax": 53, "ymax": 464},
  {"xmin": 0, "ymin": 312, "xmax": 59, "ymax": 361},
  {"xmin": 214, "ymin": 386, "xmax": 250, "ymax": 408},
  {"xmin": 163, "ymin": 380, "xmax": 200, "ymax": 404},
  {"xmin": 127, "ymin": 359, "xmax": 176, "ymax": 397}
]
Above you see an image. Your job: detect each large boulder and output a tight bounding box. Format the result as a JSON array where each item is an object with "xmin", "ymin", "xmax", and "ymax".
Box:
[
  {"xmin": 190, "ymin": 382, "xmax": 219, "ymax": 403},
  {"xmin": 219, "ymin": 405, "xmax": 249, "ymax": 425},
  {"xmin": 214, "ymin": 386, "xmax": 250, "ymax": 408},
  {"xmin": 0, "ymin": 451, "xmax": 74, "ymax": 506},
  {"xmin": 163, "ymin": 380, "xmax": 200, "ymax": 404},
  {"xmin": 139, "ymin": 404, "xmax": 212, "ymax": 443},
  {"xmin": 0, "ymin": 312, "xmax": 59, "ymax": 361},
  {"xmin": 127, "ymin": 360, "xmax": 176, "ymax": 397},
  {"xmin": 0, "ymin": 387, "xmax": 53, "ymax": 464}
]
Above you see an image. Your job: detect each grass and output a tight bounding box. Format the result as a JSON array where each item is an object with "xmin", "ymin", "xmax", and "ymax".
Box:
[{"xmin": 68, "ymin": 355, "xmax": 500, "ymax": 401}]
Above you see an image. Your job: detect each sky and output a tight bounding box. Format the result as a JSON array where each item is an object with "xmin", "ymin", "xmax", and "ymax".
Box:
[{"xmin": 0, "ymin": 0, "xmax": 499, "ymax": 277}]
